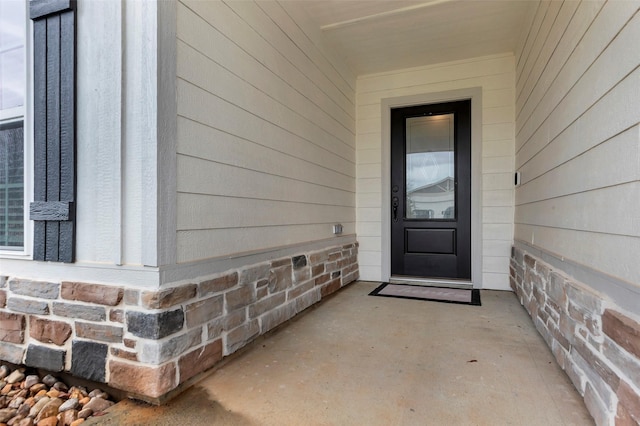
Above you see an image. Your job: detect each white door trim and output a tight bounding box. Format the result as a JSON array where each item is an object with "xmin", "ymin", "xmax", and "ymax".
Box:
[{"xmin": 380, "ymin": 88, "xmax": 483, "ymax": 288}]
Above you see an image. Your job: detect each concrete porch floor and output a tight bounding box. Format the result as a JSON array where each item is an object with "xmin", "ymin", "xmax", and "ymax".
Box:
[{"xmin": 88, "ymin": 281, "xmax": 593, "ymax": 425}]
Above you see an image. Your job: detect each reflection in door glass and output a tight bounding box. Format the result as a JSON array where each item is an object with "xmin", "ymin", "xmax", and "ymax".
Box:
[{"xmin": 406, "ymin": 114, "xmax": 454, "ymax": 219}]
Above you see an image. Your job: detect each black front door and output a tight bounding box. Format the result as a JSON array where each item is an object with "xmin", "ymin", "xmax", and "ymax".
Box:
[{"xmin": 390, "ymin": 100, "xmax": 471, "ymax": 280}]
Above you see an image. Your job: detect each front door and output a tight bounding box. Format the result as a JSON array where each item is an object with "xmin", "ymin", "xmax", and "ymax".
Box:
[{"xmin": 390, "ymin": 100, "xmax": 471, "ymax": 280}]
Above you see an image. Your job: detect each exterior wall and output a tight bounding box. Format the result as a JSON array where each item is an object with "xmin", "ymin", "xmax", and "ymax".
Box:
[
  {"xmin": 511, "ymin": 248, "xmax": 640, "ymax": 425},
  {"xmin": 76, "ymin": 0, "xmax": 158, "ymax": 268},
  {"xmin": 513, "ymin": 1, "xmax": 640, "ymax": 424},
  {"xmin": 356, "ymin": 54, "xmax": 516, "ymax": 289},
  {"xmin": 514, "ymin": 0, "xmax": 640, "ymax": 288},
  {"xmin": 0, "ymin": 0, "xmax": 165, "ymax": 288},
  {"xmin": 175, "ymin": 0, "xmax": 356, "ymax": 263},
  {"xmin": 1, "ymin": 0, "xmax": 361, "ymax": 402},
  {"xmin": 0, "ymin": 242, "xmax": 358, "ymax": 401}
]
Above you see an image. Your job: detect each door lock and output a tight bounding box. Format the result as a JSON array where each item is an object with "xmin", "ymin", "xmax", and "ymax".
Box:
[{"xmin": 392, "ymin": 196, "xmax": 399, "ymax": 222}]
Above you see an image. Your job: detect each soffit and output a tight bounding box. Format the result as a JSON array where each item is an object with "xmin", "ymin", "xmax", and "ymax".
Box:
[{"xmin": 283, "ymin": 0, "xmax": 535, "ymax": 76}]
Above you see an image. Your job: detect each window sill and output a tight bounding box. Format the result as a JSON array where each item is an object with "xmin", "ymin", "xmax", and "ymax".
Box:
[{"xmin": 0, "ymin": 250, "xmax": 32, "ymax": 260}]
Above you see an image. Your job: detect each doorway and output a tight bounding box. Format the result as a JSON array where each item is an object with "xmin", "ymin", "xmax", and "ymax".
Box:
[{"xmin": 390, "ymin": 100, "xmax": 471, "ymax": 281}]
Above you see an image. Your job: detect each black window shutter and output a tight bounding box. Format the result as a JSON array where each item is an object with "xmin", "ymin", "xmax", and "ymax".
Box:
[{"xmin": 29, "ymin": 0, "xmax": 76, "ymax": 263}]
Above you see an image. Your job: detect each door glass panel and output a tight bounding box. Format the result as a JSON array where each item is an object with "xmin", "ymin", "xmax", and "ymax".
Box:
[{"xmin": 406, "ymin": 114, "xmax": 454, "ymax": 219}]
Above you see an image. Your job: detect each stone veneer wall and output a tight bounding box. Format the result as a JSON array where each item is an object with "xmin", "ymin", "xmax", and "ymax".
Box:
[
  {"xmin": 510, "ymin": 246, "xmax": 640, "ymax": 425},
  {"xmin": 0, "ymin": 242, "xmax": 358, "ymax": 401}
]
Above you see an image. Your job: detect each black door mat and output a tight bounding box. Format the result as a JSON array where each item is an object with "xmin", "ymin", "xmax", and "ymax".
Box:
[{"xmin": 369, "ymin": 283, "xmax": 481, "ymax": 306}]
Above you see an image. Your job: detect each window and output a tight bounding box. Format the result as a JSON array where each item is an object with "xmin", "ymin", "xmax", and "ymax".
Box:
[
  {"xmin": 0, "ymin": 122, "xmax": 24, "ymax": 248},
  {"xmin": 0, "ymin": 0, "xmax": 26, "ymax": 251}
]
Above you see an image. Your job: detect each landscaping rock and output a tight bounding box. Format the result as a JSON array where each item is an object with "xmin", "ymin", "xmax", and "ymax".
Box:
[
  {"xmin": 53, "ymin": 381, "xmax": 69, "ymax": 392},
  {"xmin": 8, "ymin": 414, "xmax": 26, "ymax": 425},
  {"xmin": 29, "ymin": 395, "xmax": 50, "ymax": 417},
  {"xmin": 58, "ymin": 408, "xmax": 78, "ymax": 425},
  {"xmin": 0, "ymin": 365, "xmax": 10, "ymax": 380},
  {"xmin": 83, "ymin": 396, "xmax": 114, "ymax": 414},
  {"xmin": 7, "ymin": 396, "xmax": 24, "ymax": 409},
  {"xmin": 0, "ymin": 408, "xmax": 17, "ymax": 422},
  {"xmin": 77, "ymin": 407, "xmax": 93, "ymax": 419},
  {"xmin": 1, "ymin": 384, "xmax": 11, "ymax": 395},
  {"xmin": 37, "ymin": 416, "xmax": 59, "ymax": 426},
  {"xmin": 30, "ymin": 383, "xmax": 46, "ymax": 394},
  {"xmin": 16, "ymin": 403, "xmax": 30, "ymax": 417},
  {"xmin": 23, "ymin": 375, "xmax": 39, "ymax": 389},
  {"xmin": 68, "ymin": 386, "xmax": 88, "ymax": 400},
  {"xmin": 6, "ymin": 370, "xmax": 24, "ymax": 384},
  {"xmin": 59, "ymin": 397, "xmax": 79, "ymax": 412},
  {"xmin": 17, "ymin": 417, "xmax": 34, "ymax": 426},
  {"xmin": 0, "ymin": 364, "xmax": 116, "ymax": 425},
  {"xmin": 35, "ymin": 397, "xmax": 63, "ymax": 422},
  {"xmin": 41, "ymin": 375, "xmax": 57, "ymax": 387},
  {"xmin": 46, "ymin": 389, "xmax": 60, "ymax": 398},
  {"xmin": 88, "ymin": 389, "xmax": 108, "ymax": 400}
]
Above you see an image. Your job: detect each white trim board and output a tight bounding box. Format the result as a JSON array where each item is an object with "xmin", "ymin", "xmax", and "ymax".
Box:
[{"xmin": 380, "ymin": 88, "xmax": 483, "ymax": 288}]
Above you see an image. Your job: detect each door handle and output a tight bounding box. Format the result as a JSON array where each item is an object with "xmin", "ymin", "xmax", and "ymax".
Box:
[{"xmin": 392, "ymin": 196, "xmax": 399, "ymax": 222}]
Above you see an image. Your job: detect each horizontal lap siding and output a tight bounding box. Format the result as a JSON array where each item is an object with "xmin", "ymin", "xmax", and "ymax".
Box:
[
  {"xmin": 356, "ymin": 54, "xmax": 516, "ymax": 288},
  {"xmin": 176, "ymin": 0, "xmax": 356, "ymax": 263},
  {"xmin": 514, "ymin": 0, "xmax": 640, "ymax": 284}
]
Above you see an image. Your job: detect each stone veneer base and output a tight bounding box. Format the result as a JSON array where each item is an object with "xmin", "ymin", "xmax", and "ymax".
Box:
[
  {"xmin": 0, "ymin": 242, "xmax": 359, "ymax": 403},
  {"xmin": 510, "ymin": 246, "xmax": 640, "ymax": 425}
]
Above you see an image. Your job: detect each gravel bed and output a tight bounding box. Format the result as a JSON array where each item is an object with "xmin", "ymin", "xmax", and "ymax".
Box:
[{"xmin": 0, "ymin": 364, "xmax": 116, "ymax": 426}]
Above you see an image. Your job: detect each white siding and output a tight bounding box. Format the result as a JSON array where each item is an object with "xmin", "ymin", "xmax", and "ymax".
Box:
[
  {"xmin": 76, "ymin": 0, "xmax": 161, "ymax": 269},
  {"xmin": 64, "ymin": 0, "xmax": 168, "ymax": 270},
  {"xmin": 514, "ymin": 1, "xmax": 640, "ymax": 285},
  {"xmin": 1, "ymin": 0, "xmax": 164, "ymax": 287},
  {"xmin": 75, "ymin": 0, "xmax": 123, "ymax": 265},
  {"xmin": 356, "ymin": 54, "xmax": 516, "ymax": 289},
  {"xmin": 175, "ymin": 0, "xmax": 356, "ymax": 263}
]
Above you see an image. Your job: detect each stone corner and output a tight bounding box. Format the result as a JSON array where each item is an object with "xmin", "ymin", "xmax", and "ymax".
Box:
[{"xmin": 109, "ymin": 360, "xmax": 177, "ymax": 399}]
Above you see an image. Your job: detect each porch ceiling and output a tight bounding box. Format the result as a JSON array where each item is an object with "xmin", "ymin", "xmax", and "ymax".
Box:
[{"xmin": 284, "ymin": 0, "xmax": 535, "ymax": 76}]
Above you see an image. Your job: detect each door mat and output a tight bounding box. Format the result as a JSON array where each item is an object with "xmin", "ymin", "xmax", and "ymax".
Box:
[{"xmin": 369, "ymin": 283, "xmax": 481, "ymax": 306}]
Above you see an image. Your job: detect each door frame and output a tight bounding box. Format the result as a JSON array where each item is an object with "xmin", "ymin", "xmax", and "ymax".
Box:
[{"xmin": 381, "ymin": 88, "xmax": 483, "ymax": 288}]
